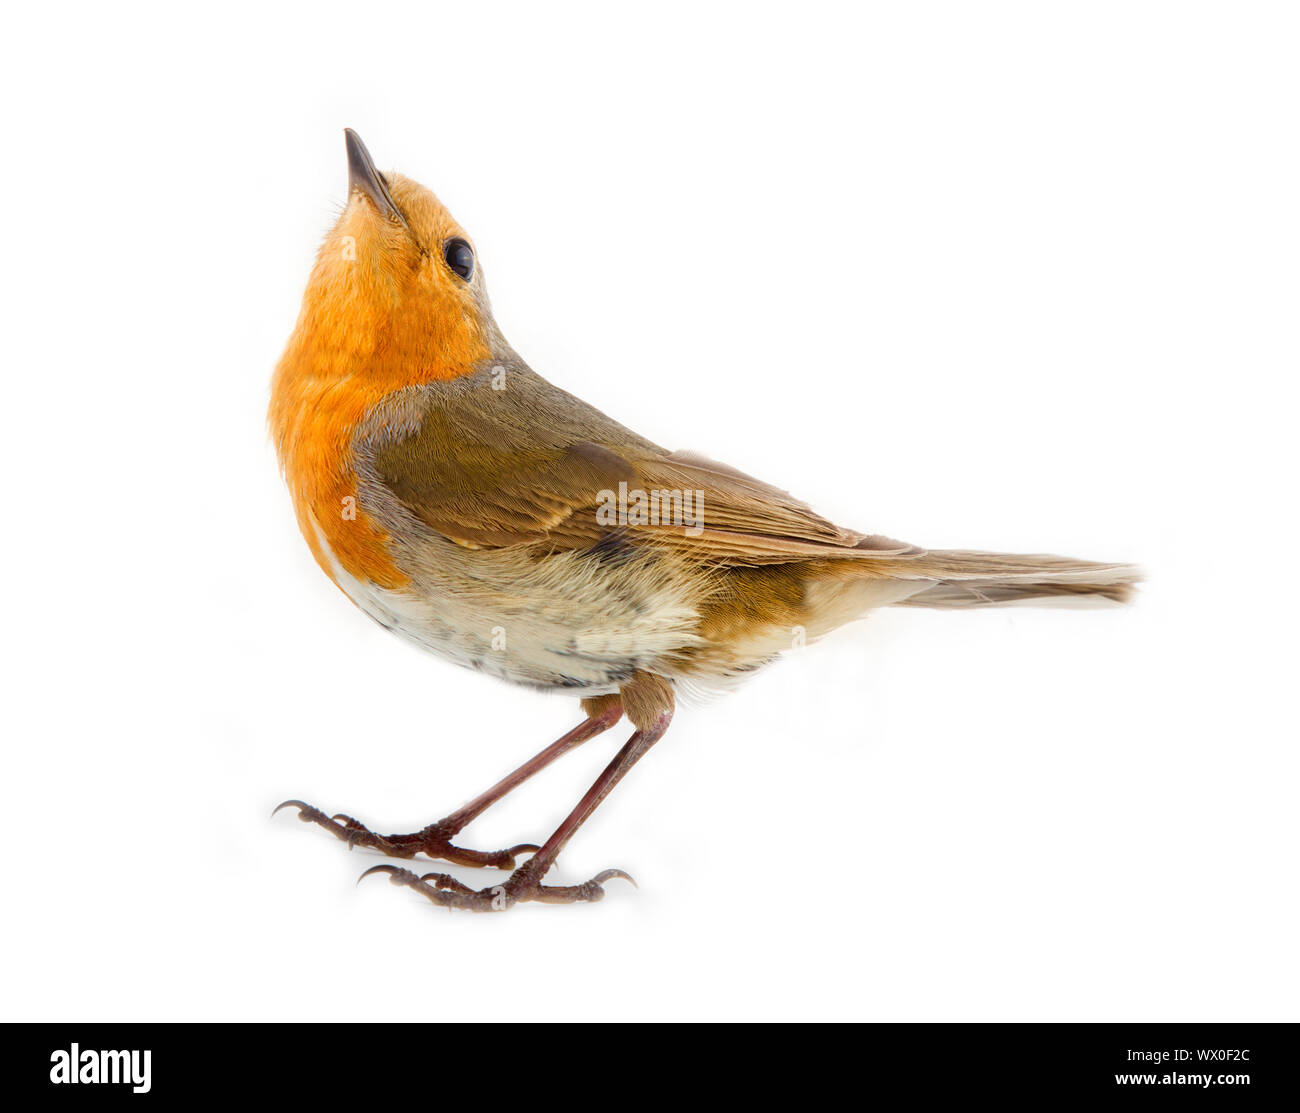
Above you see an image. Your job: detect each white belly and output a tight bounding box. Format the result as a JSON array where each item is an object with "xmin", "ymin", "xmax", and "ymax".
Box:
[{"xmin": 311, "ymin": 519, "xmax": 703, "ymax": 694}]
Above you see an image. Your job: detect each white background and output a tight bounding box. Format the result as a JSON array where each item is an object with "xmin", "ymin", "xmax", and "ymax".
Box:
[{"xmin": 3, "ymin": 2, "xmax": 1296, "ymax": 1022}]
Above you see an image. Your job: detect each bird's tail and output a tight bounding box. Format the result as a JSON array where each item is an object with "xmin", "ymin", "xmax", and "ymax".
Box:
[{"xmin": 888, "ymin": 550, "xmax": 1142, "ymax": 609}]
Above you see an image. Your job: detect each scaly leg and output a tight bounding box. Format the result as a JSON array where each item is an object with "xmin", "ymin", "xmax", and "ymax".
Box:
[
  {"xmin": 362, "ymin": 704, "xmax": 673, "ymax": 911},
  {"xmin": 275, "ymin": 698, "xmax": 624, "ymax": 870}
]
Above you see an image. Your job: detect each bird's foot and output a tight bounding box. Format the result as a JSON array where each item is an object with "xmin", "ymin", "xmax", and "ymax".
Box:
[
  {"xmin": 273, "ymin": 799, "xmax": 538, "ymax": 870},
  {"xmin": 358, "ymin": 860, "xmax": 636, "ymax": 913}
]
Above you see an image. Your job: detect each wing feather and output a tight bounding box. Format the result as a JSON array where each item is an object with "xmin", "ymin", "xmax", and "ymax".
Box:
[{"xmin": 371, "ymin": 373, "xmax": 923, "ymax": 564}]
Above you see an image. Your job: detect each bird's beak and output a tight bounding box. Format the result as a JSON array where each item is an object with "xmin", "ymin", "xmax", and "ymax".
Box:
[{"xmin": 344, "ymin": 128, "xmax": 405, "ymax": 225}]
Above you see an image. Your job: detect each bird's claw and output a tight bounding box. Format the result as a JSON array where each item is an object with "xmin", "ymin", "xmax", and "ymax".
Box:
[
  {"xmin": 356, "ymin": 861, "xmax": 636, "ymax": 912},
  {"xmin": 591, "ymin": 868, "xmax": 638, "ymax": 890},
  {"xmin": 275, "ymin": 797, "xmax": 537, "ymax": 869},
  {"xmin": 272, "ymin": 799, "xmax": 328, "ymax": 823}
]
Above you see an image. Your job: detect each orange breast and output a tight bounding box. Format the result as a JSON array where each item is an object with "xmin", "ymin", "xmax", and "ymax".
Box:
[
  {"xmin": 270, "ymin": 300, "xmax": 490, "ymax": 592},
  {"xmin": 272, "ymin": 375, "xmax": 408, "ymax": 591}
]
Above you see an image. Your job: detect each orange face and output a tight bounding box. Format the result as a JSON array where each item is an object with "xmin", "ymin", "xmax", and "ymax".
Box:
[
  {"xmin": 270, "ymin": 165, "xmax": 491, "ymax": 591},
  {"xmin": 297, "ymin": 172, "xmax": 492, "ymax": 390}
]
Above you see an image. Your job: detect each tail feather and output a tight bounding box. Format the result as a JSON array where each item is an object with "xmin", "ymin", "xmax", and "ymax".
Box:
[{"xmin": 888, "ymin": 550, "xmax": 1142, "ymax": 609}]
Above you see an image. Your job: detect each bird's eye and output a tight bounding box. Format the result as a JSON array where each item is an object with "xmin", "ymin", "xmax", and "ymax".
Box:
[{"xmin": 444, "ymin": 238, "xmax": 474, "ymax": 280}]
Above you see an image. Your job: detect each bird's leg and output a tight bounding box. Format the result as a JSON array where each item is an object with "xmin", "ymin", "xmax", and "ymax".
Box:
[
  {"xmin": 275, "ymin": 697, "xmax": 623, "ymax": 870},
  {"xmin": 364, "ymin": 678, "xmax": 675, "ymax": 911}
]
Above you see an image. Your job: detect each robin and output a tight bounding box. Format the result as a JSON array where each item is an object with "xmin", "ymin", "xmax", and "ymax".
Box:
[{"xmin": 270, "ymin": 130, "xmax": 1139, "ymax": 912}]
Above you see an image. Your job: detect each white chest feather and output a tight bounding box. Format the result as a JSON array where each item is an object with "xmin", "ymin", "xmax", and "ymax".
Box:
[{"xmin": 310, "ymin": 519, "xmax": 703, "ymax": 694}]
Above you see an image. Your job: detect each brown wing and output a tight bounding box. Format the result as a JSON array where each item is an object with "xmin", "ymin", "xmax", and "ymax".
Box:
[
  {"xmin": 636, "ymin": 450, "xmax": 920, "ymax": 563},
  {"xmin": 377, "ymin": 431, "xmax": 636, "ymax": 550},
  {"xmin": 372, "ymin": 372, "xmax": 921, "ymax": 563}
]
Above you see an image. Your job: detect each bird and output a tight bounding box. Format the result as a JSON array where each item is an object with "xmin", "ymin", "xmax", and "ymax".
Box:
[{"xmin": 269, "ymin": 129, "xmax": 1140, "ymax": 912}]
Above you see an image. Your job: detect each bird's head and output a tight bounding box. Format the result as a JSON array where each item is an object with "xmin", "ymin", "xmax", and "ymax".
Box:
[{"xmin": 285, "ymin": 129, "xmax": 496, "ymax": 390}]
